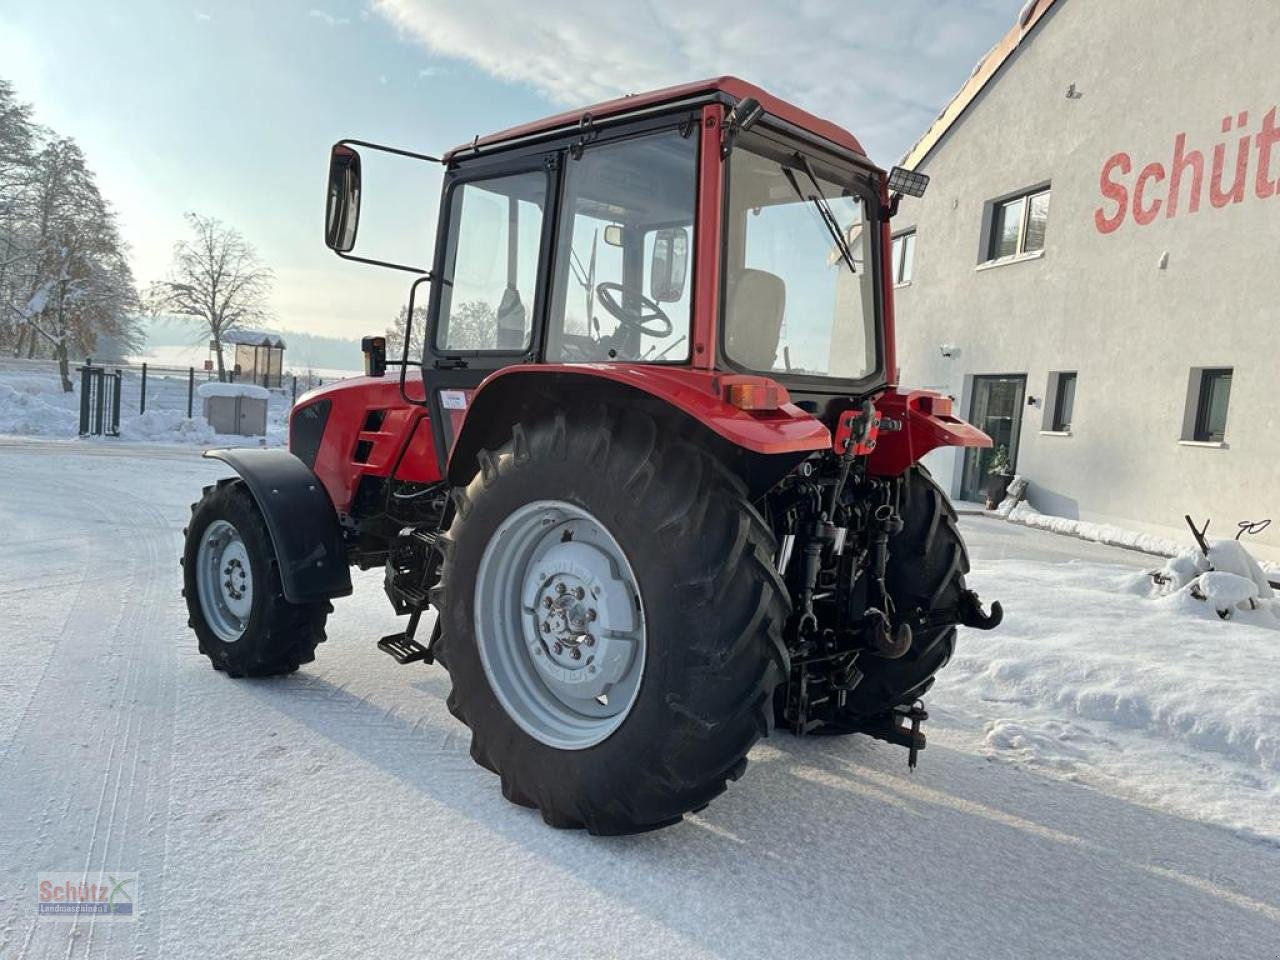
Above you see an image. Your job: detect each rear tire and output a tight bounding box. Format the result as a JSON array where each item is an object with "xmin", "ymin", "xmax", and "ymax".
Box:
[
  {"xmin": 182, "ymin": 480, "xmax": 330, "ymax": 677},
  {"xmin": 436, "ymin": 406, "xmax": 790, "ymax": 835}
]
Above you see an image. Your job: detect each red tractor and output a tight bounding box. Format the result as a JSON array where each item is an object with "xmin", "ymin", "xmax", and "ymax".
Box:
[{"xmin": 183, "ymin": 78, "xmax": 1002, "ymax": 834}]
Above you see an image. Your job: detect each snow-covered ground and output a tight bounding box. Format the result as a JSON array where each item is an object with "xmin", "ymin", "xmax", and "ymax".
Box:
[{"xmin": 1, "ymin": 438, "xmax": 1277, "ymax": 959}]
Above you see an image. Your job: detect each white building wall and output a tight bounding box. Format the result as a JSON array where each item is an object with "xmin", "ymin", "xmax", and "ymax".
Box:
[{"xmin": 893, "ymin": 0, "xmax": 1280, "ymax": 559}]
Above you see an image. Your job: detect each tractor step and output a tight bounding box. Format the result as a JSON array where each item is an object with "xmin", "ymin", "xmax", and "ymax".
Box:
[
  {"xmin": 377, "ymin": 632, "xmax": 432, "ymax": 664},
  {"xmin": 376, "ymin": 610, "xmax": 436, "ymax": 665}
]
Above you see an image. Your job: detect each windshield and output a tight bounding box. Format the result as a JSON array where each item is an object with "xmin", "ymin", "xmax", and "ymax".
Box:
[
  {"xmin": 723, "ymin": 144, "xmax": 877, "ymax": 380},
  {"xmin": 546, "ymin": 128, "xmax": 697, "ymax": 363}
]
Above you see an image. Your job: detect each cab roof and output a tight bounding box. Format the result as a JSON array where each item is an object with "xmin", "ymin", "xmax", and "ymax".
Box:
[{"xmin": 443, "ymin": 76, "xmax": 868, "ymax": 163}]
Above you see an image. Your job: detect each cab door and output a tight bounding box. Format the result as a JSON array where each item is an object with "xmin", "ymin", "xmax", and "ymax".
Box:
[{"xmin": 423, "ymin": 157, "xmax": 557, "ymax": 469}]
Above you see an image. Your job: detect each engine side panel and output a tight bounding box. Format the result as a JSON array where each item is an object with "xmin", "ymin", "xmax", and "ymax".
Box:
[{"xmin": 289, "ymin": 374, "xmax": 439, "ymax": 515}]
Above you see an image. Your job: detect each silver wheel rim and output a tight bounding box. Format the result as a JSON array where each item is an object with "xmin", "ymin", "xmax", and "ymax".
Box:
[
  {"xmin": 474, "ymin": 500, "xmax": 647, "ymax": 750},
  {"xmin": 196, "ymin": 519, "xmax": 254, "ymax": 643}
]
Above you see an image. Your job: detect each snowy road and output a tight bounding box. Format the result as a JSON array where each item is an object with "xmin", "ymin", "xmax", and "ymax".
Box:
[{"xmin": 1, "ymin": 438, "xmax": 1277, "ymax": 960}]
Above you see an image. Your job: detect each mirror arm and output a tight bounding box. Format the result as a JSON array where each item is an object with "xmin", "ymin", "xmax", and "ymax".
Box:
[
  {"xmin": 397, "ymin": 274, "xmax": 436, "ymax": 408},
  {"xmin": 334, "ymin": 250, "xmax": 432, "ymax": 275},
  {"xmin": 337, "ymin": 138, "xmax": 440, "ymax": 165}
]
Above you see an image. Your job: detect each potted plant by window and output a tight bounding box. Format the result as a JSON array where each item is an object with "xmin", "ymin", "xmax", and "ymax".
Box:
[{"xmin": 985, "ymin": 445, "xmax": 1013, "ymax": 509}]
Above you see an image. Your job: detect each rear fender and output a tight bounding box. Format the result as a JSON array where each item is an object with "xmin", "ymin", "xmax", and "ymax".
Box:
[
  {"xmin": 204, "ymin": 448, "xmax": 353, "ymax": 603},
  {"xmin": 866, "ymin": 389, "xmax": 991, "ymax": 477},
  {"xmin": 446, "ymin": 365, "xmax": 830, "ymax": 492}
]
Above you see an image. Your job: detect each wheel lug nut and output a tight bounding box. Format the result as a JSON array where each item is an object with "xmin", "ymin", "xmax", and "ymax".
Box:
[
  {"xmin": 571, "ymin": 648, "xmax": 582, "ymax": 660},
  {"xmin": 542, "ymin": 623, "xmax": 550, "ymax": 633},
  {"xmin": 543, "ymin": 597, "xmax": 553, "ymax": 609},
  {"xmin": 554, "ymin": 642, "xmax": 564, "ymax": 655},
  {"xmin": 585, "ymin": 634, "xmax": 595, "ymax": 646},
  {"xmin": 575, "ymin": 587, "xmax": 585, "ymax": 600},
  {"xmin": 556, "ymin": 583, "xmax": 566, "ymax": 596},
  {"xmin": 587, "ymin": 609, "xmax": 597, "ymax": 621}
]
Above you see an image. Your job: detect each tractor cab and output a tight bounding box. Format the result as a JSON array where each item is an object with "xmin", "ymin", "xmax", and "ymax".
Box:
[{"xmin": 323, "ymin": 78, "xmax": 920, "ymax": 460}]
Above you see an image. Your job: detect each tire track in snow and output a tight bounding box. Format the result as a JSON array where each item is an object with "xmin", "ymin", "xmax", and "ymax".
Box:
[{"xmin": 0, "ymin": 462, "xmax": 178, "ymax": 960}]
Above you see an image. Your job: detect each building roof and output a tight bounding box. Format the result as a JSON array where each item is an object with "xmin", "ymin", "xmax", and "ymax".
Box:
[
  {"xmin": 223, "ymin": 329, "xmax": 286, "ymax": 349},
  {"xmin": 443, "ymin": 76, "xmax": 867, "ymax": 162},
  {"xmin": 901, "ymin": 0, "xmax": 1064, "ymax": 170}
]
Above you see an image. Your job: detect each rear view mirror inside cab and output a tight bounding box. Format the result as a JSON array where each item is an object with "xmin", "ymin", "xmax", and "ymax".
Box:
[{"xmin": 649, "ymin": 226, "xmax": 688, "ymax": 303}]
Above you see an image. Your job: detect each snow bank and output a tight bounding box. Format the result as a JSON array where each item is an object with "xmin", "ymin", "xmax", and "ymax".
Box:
[
  {"xmin": 0, "ymin": 377, "xmax": 80, "ymax": 436},
  {"xmin": 999, "ymin": 499, "xmax": 1191, "ymax": 556},
  {"xmin": 118, "ymin": 409, "xmax": 218, "ymax": 444},
  {"xmin": 942, "ymin": 530, "xmax": 1280, "ymax": 843},
  {"xmin": 0, "ymin": 364, "xmax": 288, "ymax": 447},
  {"xmin": 196, "ymin": 381, "xmax": 271, "ymax": 401}
]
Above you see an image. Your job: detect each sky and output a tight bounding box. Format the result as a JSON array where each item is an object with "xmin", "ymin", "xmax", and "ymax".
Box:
[{"xmin": 0, "ymin": 0, "xmax": 1028, "ymax": 343}]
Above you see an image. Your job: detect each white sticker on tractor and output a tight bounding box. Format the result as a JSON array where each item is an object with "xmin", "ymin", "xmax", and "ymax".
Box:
[{"xmin": 440, "ymin": 390, "xmax": 467, "ymax": 410}]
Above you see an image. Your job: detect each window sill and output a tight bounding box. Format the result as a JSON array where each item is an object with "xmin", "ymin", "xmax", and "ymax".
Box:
[
  {"xmin": 1039, "ymin": 429, "xmax": 1071, "ymax": 437},
  {"xmin": 1178, "ymin": 439, "xmax": 1228, "ymax": 449},
  {"xmin": 975, "ymin": 249, "xmax": 1045, "ymax": 272}
]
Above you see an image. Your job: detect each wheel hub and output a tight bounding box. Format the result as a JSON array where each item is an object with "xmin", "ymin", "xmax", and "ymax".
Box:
[
  {"xmin": 473, "ymin": 500, "xmax": 647, "ymax": 750},
  {"xmin": 195, "ymin": 520, "xmax": 253, "ymax": 643}
]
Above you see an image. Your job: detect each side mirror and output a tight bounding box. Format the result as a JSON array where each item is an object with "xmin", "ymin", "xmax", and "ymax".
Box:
[
  {"xmin": 361, "ymin": 335, "xmax": 387, "ymax": 377},
  {"xmin": 325, "ymin": 144, "xmax": 362, "ymax": 252},
  {"xmin": 650, "ymin": 226, "xmax": 689, "ymax": 303}
]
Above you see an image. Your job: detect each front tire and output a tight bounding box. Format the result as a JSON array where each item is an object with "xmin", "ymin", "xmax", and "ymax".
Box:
[
  {"xmin": 436, "ymin": 406, "xmax": 790, "ymax": 835},
  {"xmin": 182, "ymin": 480, "xmax": 330, "ymax": 677}
]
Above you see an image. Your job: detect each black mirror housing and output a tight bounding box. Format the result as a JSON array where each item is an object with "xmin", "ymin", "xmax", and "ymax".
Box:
[
  {"xmin": 361, "ymin": 335, "xmax": 387, "ymax": 377},
  {"xmin": 649, "ymin": 226, "xmax": 689, "ymax": 303},
  {"xmin": 325, "ymin": 144, "xmax": 362, "ymax": 252}
]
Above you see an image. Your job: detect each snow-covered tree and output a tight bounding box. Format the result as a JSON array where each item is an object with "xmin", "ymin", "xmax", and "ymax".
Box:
[
  {"xmin": 147, "ymin": 213, "xmax": 273, "ymax": 382},
  {"xmin": 0, "ymin": 80, "xmax": 141, "ymax": 387}
]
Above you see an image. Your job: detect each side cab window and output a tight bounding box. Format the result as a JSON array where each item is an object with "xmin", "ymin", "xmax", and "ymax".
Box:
[{"xmin": 435, "ymin": 169, "xmax": 547, "ymax": 354}]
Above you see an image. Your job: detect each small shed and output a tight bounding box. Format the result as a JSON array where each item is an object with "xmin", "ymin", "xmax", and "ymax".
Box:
[
  {"xmin": 197, "ymin": 382, "xmax": 270, "ymax": 437},
  {"xmin": 221, "ymin": 330, "xmax": 286, "ymax": 388}
]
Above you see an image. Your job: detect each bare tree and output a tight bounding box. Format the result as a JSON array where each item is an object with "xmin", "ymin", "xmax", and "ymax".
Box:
[{"xmin": 148, "ymin": 213, "xmax": 273, "ymax": 381}]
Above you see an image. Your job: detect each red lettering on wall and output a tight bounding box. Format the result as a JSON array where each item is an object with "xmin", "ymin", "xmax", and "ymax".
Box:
[
  {"xmin": 1133, "ymin": 162, "xmax": 1166, "ymax": 225},
  {"xmin": 1167, "ymin": 133, "xmax": 1203, "ymax": 218},
  {"xmin": 1094, "ymin": 152, "xmax": 1130, "ymax": 234},
  {"xmin": 1096, "ymin": 103, "xmax": 1278, "ymax": 233},
  {"xmin": 1257, "ymin": 107, "xmax": 1280, "ymax": 200}
]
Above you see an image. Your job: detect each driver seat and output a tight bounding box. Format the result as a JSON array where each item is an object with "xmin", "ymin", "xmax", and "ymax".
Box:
[{"xmin": 726, "ymin": 269, "xmax": 786, "ymax": 371}]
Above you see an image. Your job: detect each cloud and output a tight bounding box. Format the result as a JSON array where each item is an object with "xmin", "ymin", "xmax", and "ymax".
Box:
[
  {"xmin": 193, "ymin": 11, "xmax": 212, "ymax": 22},
  {"xmin": 372, "ymin": 0, "xmax": 1026, "ymax": 161},
  {"xmin": 308, "ymin": 8, "xmax": 351, "ymax": 27},
  {"xmin": 417, "ymin": 65, "xmax": 448, "ymax": 79}
]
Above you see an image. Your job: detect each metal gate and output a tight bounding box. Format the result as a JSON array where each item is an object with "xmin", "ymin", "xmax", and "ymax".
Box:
[{"xmin": 77, "ymin": 363, "xmax": 122, "ymax": 437}]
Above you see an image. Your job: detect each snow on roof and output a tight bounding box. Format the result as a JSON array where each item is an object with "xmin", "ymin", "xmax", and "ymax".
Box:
[
  {"xmin": 900, "ymin": 0, "xmax": 1063, "ymax": 169},
  {"xmin": 223, "ymin": 329, "xmax": 286, "ymax": 349},
  {"xmin": 197, "ymin": 381, "xmax": 272, "ymax": 401}
]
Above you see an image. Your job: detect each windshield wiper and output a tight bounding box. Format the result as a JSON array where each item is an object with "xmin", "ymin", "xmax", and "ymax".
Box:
[{"xmin": 781, "ymin": 156, "xmax": 859, "ymax": 276}]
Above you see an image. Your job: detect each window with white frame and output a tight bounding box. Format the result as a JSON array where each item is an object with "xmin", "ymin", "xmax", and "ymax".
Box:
[
  {"xmin": 986, "ymin": 186, "xmax": 1050, "ymax": 262},
  {"xmin": 891, "ymin": 229, "xmax": 916, "ymax": 285}
]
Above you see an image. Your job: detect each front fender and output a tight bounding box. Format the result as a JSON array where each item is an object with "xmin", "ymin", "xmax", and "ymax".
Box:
[
  {"xmin": 204, "ymin": 448, "xmax": 353, "ymax": 603},
  {"xmin": 446, "ymin": 364, "xmax": 830, "ymax": 486},
  {"xmin": 866, "ymin": 389, "xmax": 991, "ymax": 477}
]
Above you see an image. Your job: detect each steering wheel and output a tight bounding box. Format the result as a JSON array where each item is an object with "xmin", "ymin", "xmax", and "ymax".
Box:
[{"xmin": 595, "ymin": 282, "xmax": 674, "ymax": 339}]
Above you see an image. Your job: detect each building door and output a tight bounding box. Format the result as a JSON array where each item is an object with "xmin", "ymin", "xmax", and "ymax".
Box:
[{"xmin": 960, "ymin": 374, "xmax": 1026, "ymax": 502}]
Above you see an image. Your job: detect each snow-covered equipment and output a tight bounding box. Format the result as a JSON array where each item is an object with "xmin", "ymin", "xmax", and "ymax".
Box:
[
  {"xmin": 181, "ymin": 79, "xmax": 1004, "ymax": 835},
  {"xmin": 197, "ymin": 381, "xmax": 269, "ymax": 436}
]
